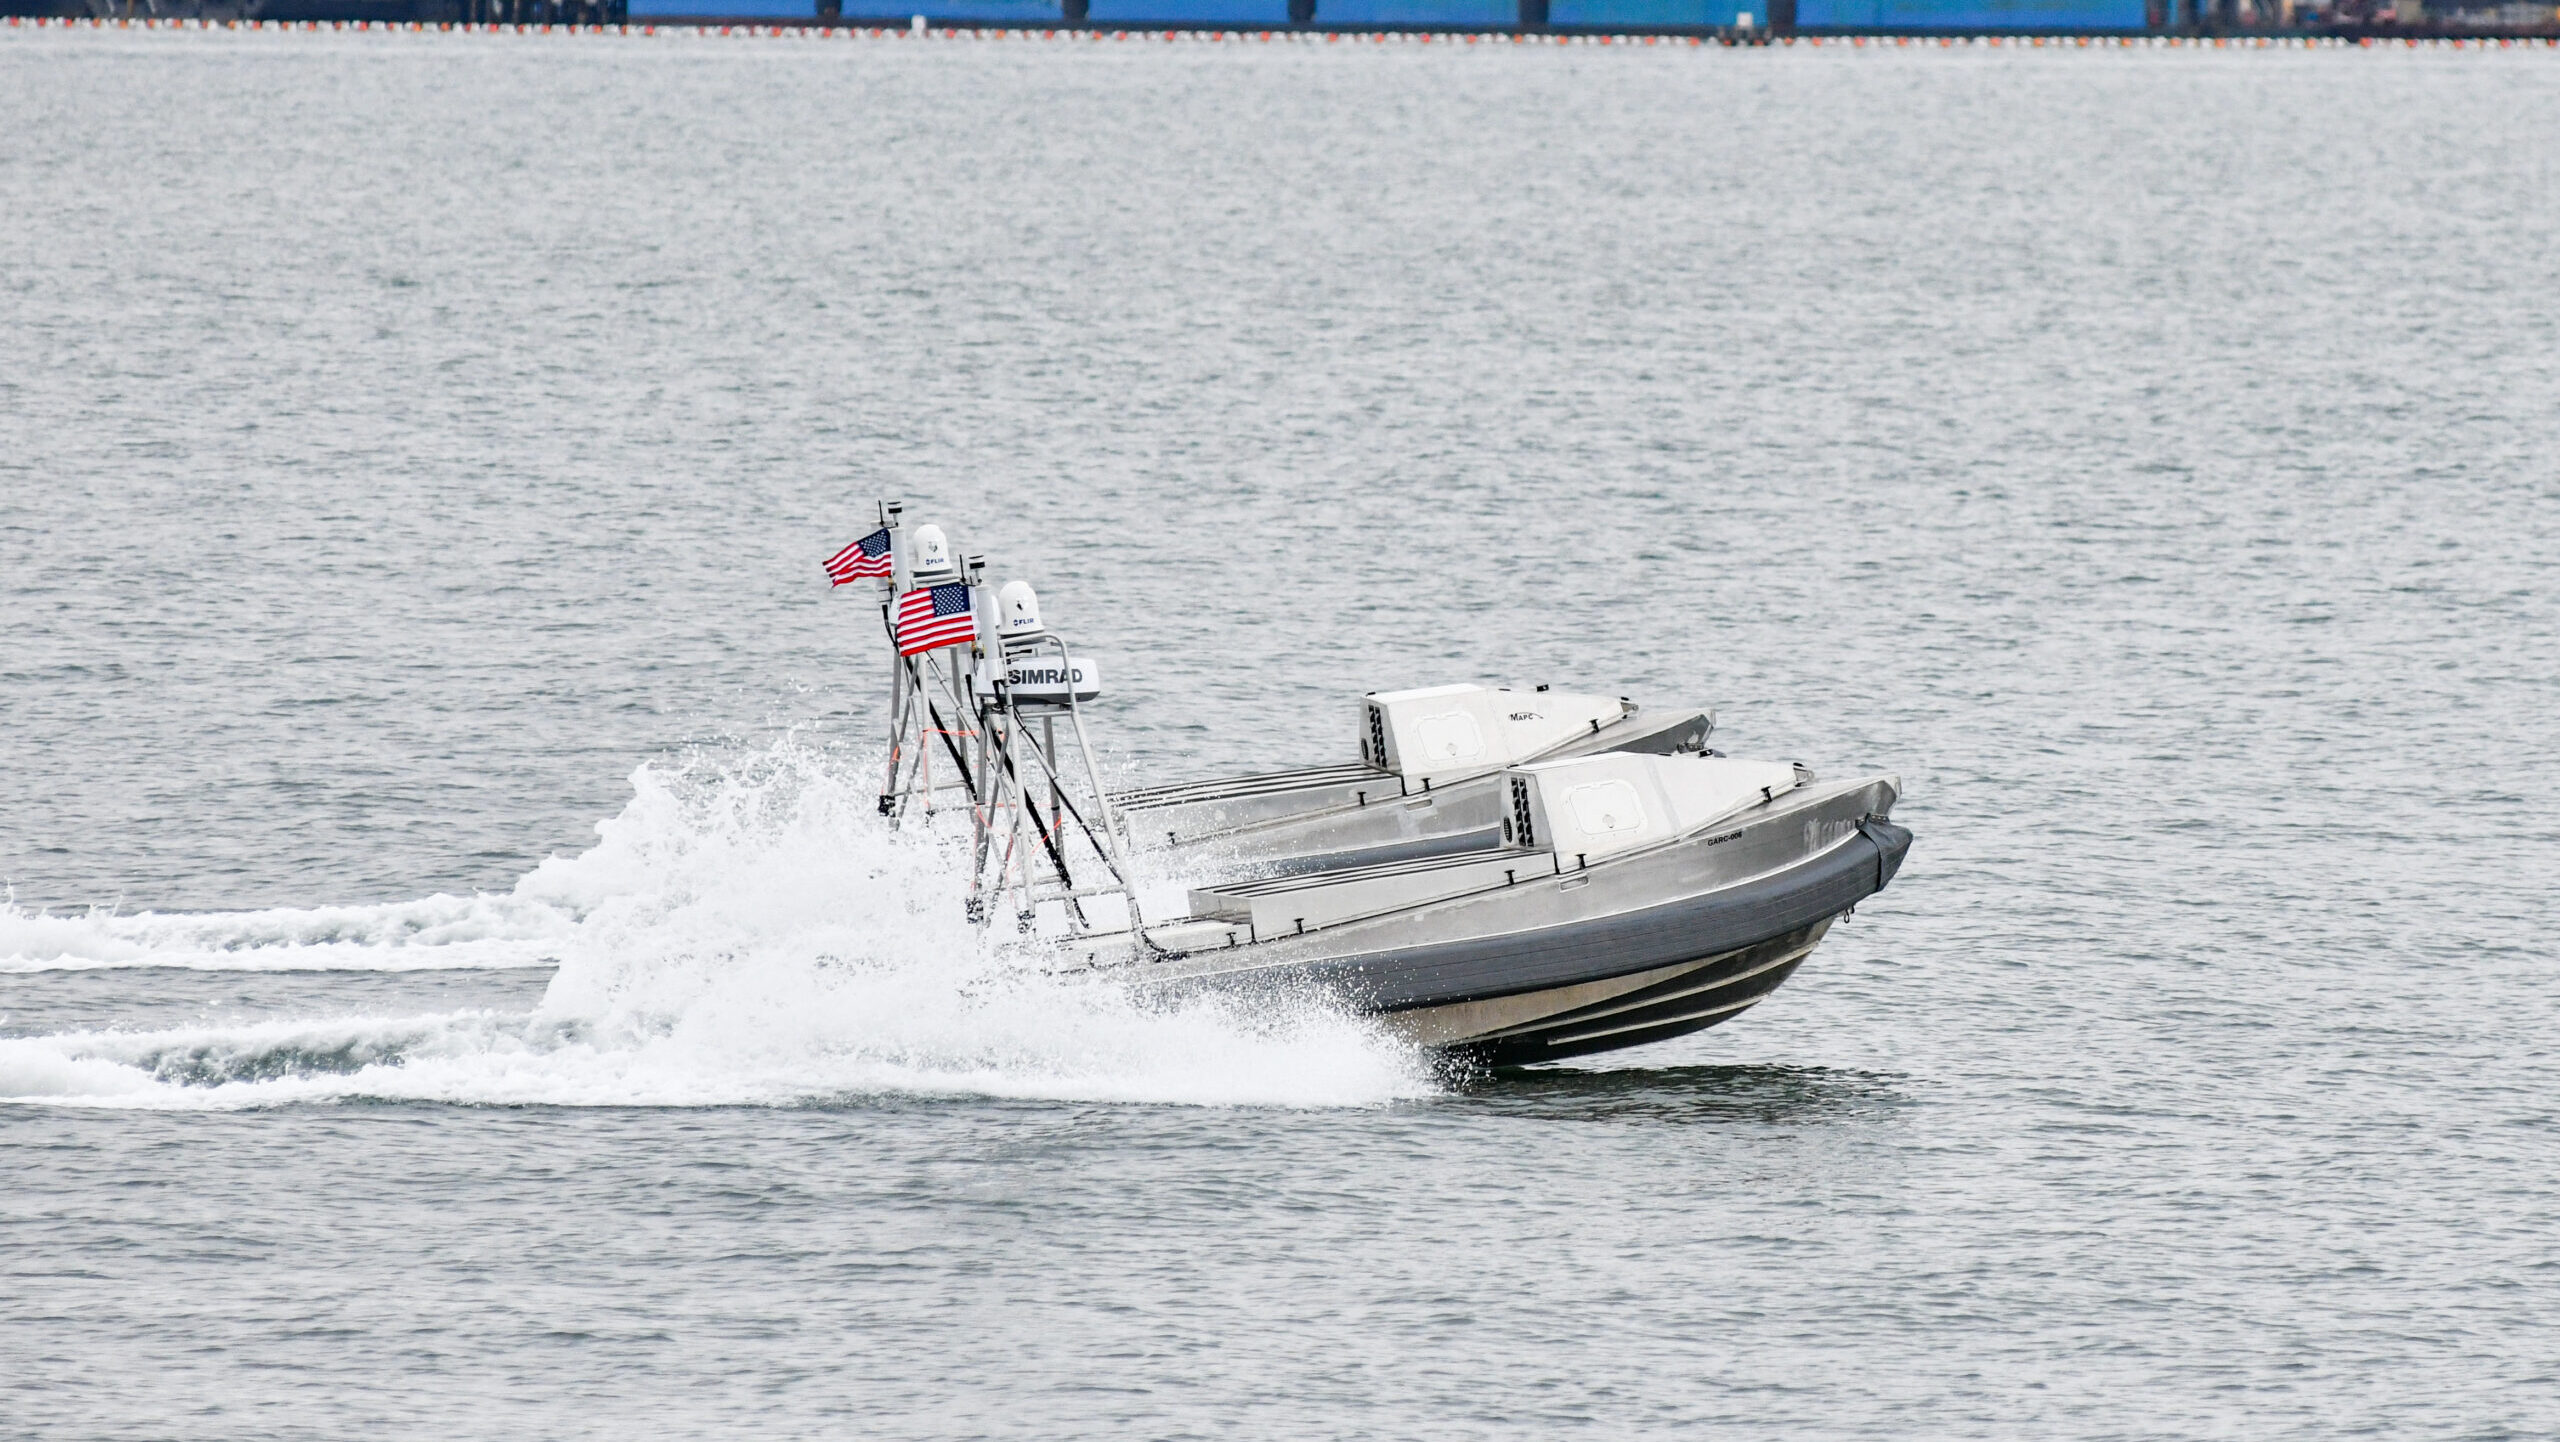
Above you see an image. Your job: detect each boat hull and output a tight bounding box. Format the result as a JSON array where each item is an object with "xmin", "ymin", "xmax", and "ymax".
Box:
[
  {"xmin": 1121, "ymin": 781, "xmax": 1912, "ymax": 1066},
  {"xmin": 1389, "ymin": 922, "xmax": 1828, "ymax": 1067}
]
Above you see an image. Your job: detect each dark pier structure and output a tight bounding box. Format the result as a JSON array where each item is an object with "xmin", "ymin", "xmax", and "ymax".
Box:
[{"xmin": 7, "ymin": 0, "xmax": 2553, "ymax": 52}]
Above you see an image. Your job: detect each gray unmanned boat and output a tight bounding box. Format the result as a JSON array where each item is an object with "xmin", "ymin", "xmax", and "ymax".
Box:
[
  {"xmin": 918, "ymin": 574, "xmax": 1913, "ymax": 1069},
  {"xmin": 834, "ymin": 506, "xmax": 1913, "ymax": 1066},
  {"xmin": 1064, "ymin": 748, "xmax": 1909, "ymax": 1065}
]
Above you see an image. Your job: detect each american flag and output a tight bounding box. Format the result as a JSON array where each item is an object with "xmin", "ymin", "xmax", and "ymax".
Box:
[
  {"xmin": 894, "ymin": 582, "xmax": 976, "ymax": 657},
  {"xmin": 824, "ymin": 527, "xmax": 894, "ymax": 585}
]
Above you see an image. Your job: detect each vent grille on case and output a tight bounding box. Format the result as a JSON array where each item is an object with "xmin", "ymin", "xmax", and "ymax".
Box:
[
  {"xmin": 1510, "ymin": 775, "xmax": 1536, "ymax": 850},
  {"xmin": 1366, "ymin": 704, "xmax": 1388, "ymax": 770}
]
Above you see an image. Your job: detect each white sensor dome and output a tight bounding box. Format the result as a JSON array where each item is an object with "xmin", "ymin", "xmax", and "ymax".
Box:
[
  {"xmin": 997, "ymin": 580, "xmax": 1045, "ymax": 639},
  {"xmin": 909, "ymin": 524, "xmax": 954, "ymax": 577}
]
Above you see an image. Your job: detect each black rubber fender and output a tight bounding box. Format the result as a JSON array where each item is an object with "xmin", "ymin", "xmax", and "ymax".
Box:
[{"xmin": 1857, "ymin": 816, "xmax": 1913, "ymax": 893}]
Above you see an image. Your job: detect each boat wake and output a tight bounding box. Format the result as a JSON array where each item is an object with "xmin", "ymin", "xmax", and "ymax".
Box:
[
  {"xmin": 0, "ymin": 891, "xmax": 578, "ymax": 975},
  {"xmin": 1, "ymin": 738, "xmax": 1433, "ymax": 1110},
  {"xmin": 0, "ymin": 983, "xmax": 1423, "ymax": 1111}
]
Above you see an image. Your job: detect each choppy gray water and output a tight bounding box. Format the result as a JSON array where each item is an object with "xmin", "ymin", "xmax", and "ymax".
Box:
[{"xmin": 5, "ymin": 27, "xmax": 2558, "ymax": 1439}]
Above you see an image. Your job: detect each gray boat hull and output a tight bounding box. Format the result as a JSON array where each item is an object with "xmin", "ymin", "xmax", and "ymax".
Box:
[
  {"xmin": 1418, "ymin": 923, "xmax": 1833, "ymax": 1066},
  {"xmin": 1116, "ymin": 778, "xmax": 1912, "ymax": 1067}
]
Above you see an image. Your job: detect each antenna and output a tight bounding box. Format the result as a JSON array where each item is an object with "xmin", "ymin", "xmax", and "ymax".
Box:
[
  {"xmin": 961, "ymin": 585, "xmax": 1142, "ymax": 948},
  {"xmin": 877, "ymin": 517, "xmax": 984, "ymax": 823}
]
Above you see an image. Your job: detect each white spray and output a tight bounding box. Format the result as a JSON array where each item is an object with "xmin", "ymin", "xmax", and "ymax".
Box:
[{"xmin": 0, "ymin": 735, "xmax": 1435, "ymax": 1110}]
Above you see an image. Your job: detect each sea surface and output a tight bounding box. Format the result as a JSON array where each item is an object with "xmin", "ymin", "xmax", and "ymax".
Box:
[{"xmin": 4, "ymin": 26, "xmax": 2557, "ymax": 1440}]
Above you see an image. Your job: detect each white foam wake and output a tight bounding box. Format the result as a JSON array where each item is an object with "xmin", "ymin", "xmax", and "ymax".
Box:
[
  {"xmin": 0, "ymin": 986, "xmax": 1423, "ymax": 1111},
  {"xmin": 2, "ymin": 736, "xmax": 1435, "ymax": 1109},
  {"xmin": 0, "ymin": 893, "xmax": 577, "ymax": 974}
]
